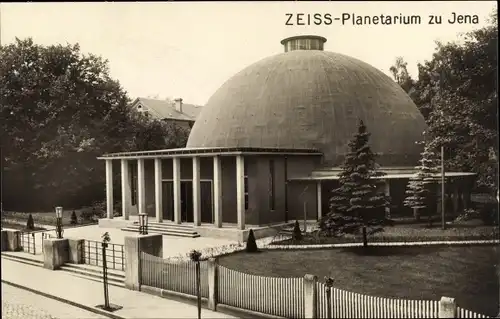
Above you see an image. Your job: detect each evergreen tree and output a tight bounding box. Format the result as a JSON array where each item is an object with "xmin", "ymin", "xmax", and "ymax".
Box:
[
  {"xmin": 320, "ymin": 120, "xmax": 389, "ymax": 247},
  {"xmin": 26, "ymin": 213, "xmax": 35, "ymax": 230},
  {"xmin": 292, "ymin": 220, "xmax": 303, "ymax": 241},
  {"xmin": 404, "ymin": 141, "xmax": 440, "ymax": 224},
  {"xmin": 245, "ymin": 229, "xmax": 258, "ymax": 253},
  {"xmin": 70, "ymin": 210, "xmax": 78, "ymax": 225}
]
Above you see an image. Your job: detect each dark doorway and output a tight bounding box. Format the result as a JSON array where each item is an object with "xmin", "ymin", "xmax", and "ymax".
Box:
[
  {"xmin": 200, "ymin": 181, "xmax": 213, "ymax": 224},
  {"xmin": 181, "ymin": 181, "xmax": 193, "ymax": 222},
  {"xmin": 162, "ymin": 181, "xmax": 174, "ymax": 221},
  {"xmin": 162, "ymin": 180, "xmax": 213, "ymax": 224}
]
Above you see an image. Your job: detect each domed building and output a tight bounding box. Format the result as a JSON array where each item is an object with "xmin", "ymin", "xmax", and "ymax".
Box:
[{"xmin": 99, "ymin": 36, "xmax": 475, "ymax": 240}]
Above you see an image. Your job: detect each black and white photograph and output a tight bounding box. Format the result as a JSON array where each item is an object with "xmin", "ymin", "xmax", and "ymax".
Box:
[{"xmin": 0, "ymin": 1, "xmax": 498, "ymax": 318}]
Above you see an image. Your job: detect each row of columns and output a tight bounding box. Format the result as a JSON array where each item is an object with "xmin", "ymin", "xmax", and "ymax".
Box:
[{"xmin": 105, "ymin": 156, "xmax": 246, "ymax": 230}]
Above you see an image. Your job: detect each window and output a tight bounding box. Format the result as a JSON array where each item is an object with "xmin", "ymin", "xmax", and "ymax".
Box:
[
  {"xmin": 244, "ymin": 161, "xmax": 249, "ymax": 210},
  {"xmin": 129, "ymin": 162, "xmax": 138, "ymax": 206},
  {"xmin": 269, "ymin": 159, "xmax": 275, "ymax": 211}
]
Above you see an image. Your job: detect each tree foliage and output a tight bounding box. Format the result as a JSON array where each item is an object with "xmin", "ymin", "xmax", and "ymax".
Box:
[
  {"xmin": 320, "ymin": 120, "xmax": 390, "ymax": 246},
  {"xmin": 390, "ymin": 11, "xmax": 498, "ymax": 193},
  {"xmin": 1, "ymin": 38, "xmax": 189, "ymax": 210},
  {"xmin": 404, "ymin": 142, "xmax": 440, "ymax": 222}
]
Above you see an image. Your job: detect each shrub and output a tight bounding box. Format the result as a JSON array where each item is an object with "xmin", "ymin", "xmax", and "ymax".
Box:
[
  {"xmin": 79, "ymin": 210, "xmax": 95, "ymax": 223},
  {"xmin": 454, "ymin": 209, "xmax": 480, "ymax": 222},
  {"xmin": 479, "ymin": 204, "xmax": 498, "ymax": 226},
  {"xmin": 246, "ymin": 229, "xmax": 259, "ymax": 253},
  {"xmin": 70, "ymin": 211, "xmax": 78, "ymax": 225},
  {"xmin": 292, "ymin": 220, "xmax": 303, "ymax": 241},
  {"xmin": 26, "ymin": 214, "xmax": 35, "ymax": 230}
]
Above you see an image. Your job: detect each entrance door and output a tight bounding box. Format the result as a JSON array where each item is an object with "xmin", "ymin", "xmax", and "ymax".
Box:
[
  {"xmin": 162, "ymin": 181, "xmax": 174, "ymax": 221},
  {"xmin": 181, "ymin": 181, "xmax": 194, "ymax": 222},
  {"xmin": 200, "ymin": 181, "xmax": 213, "ymax": 223}
]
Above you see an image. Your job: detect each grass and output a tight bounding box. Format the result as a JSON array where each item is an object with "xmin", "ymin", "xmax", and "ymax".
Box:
[
  {"xmin": 274, "ymin": 222, "xmax": 499, "ymax": 245},
  {"xmin": 1, "ymin": 221, "xmax": 47, "ymax": 232},
  {"xmin": 2, "ymin": 209, "xmax": 100, "ymax": 227},
  {"xmin": 218, "ymin": 245, "xmax": 499, "ymax": 317}
]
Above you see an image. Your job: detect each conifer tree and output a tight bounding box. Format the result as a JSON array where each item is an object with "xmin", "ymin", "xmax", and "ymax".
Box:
[
  {"xmin": 320, "ymin": 120, "xmax": 389, "ymax": 247},
  {"xmin": 404, "ymin": 141, "xmax": 439, "ymax": 224}
]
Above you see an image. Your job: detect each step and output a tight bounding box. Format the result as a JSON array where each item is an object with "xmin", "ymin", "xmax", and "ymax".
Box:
[
  {"xmin": 62, "ymin": 263, "xmax": 125, "ymax": 278},
  {"xmin": 1, "ymin": 252, "xmax": 44, "ymax": 265},
  {"xmin": 59, "ymin": 265, "xmax": 125, "ymax": 284},
  {"xmin": 1, "ymin": 254, "xmax": 44, "ymax": 268},
  {"xmin": 121, "ymin": 227, "xmax": 200, "ymax": 238},
  {"xmin": 124, "ymin": 225, "xmax": 198, "ymax": 235},
  {"xmin": 132, "ymin": 222, "xmax": 195, "ymax": 230}
]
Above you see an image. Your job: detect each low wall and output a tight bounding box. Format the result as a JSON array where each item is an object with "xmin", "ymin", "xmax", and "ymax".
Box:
[{"xmin": 195, "ymin": 223, "xmax": 289, "ymax": 242}]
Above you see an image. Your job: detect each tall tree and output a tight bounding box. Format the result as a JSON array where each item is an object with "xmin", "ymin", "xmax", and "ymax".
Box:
[
  {"xmin": 398, "ymin": 10, "xmax": 497, "ymax": 193},
  {"xmin": 404, "ymin": 141, "xmax": 440, "ymax": 223},
  {"xmin": 320, "ymin": 120, "xmax": 390, "ymax": 247},
  {"xmin": 0, "ymin": 38, "xmax": 189, "ymax": 210},
  {"xmin": 389, "ymin": 57, "xmax": 415, "ymax": 94}
]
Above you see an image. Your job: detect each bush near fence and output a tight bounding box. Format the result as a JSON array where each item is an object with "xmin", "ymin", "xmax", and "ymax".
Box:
[{"xmin": 139, "ymin": 251, "xmax": 493, "ymax": 319}]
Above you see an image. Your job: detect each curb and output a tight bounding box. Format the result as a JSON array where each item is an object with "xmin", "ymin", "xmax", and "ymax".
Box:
[
  {"xmin": 1, "ymin": 280, "xmax": 126, "ymax": 319},
  {"xmin": 264, "ymin": 239, "xmax": 500, "ymax": 250}
]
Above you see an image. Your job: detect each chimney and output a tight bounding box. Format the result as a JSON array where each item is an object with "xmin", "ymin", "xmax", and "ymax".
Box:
[
  {"xmin": 174, "ymin": 98, "xmax": 183, "ymax": 113},
  {"xmin": 280, "ymin": 35, "xmax": 327, "ymax": 53}
]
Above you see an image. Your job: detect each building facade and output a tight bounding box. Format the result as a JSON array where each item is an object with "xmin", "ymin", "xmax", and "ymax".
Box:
[{"xmin": 99, "ymin": 35, "xmax": 475, "ymax": 240}]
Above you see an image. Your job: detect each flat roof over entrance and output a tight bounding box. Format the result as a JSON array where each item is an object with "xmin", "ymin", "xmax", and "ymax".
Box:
[{"xmin": 98, "ymin": 147, "xmax": 323, "ymax": 160}]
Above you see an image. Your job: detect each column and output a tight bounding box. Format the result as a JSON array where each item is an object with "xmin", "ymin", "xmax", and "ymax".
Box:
[
  {"xmin": 173, "ymin": 157, "xmax": 181, "ymax": 224},
  {"xmin": 121, "ymin": 159, "xmax": 130, "ymax": 220},
  {"xmin": 316, "ymin": 181, "xmax": 322, "ymax": 221},
  {"xmin": 236, "ymin": 155, "xmax": 245, "ymax": 230},
  {"xmin": 105, "ymin": 159, "xmax": 113, "ymax": 219},
  {"xmin": 192, "ymin": 157, "xmax": 201, "ymax": 226},
  {"xmin": 213, "ymin": 156, "xmax": 222, "ymax": 228},
  {"xmin": 137, "ymin": 159, "xmax": 146, "ymax": 216},
  {"xmin": 154, "ymin": 158, "xmax": 163, "ymax": 223},
  {"xmin": 384, "ymin": 180, "xmax": 391, "ymax": 218}
]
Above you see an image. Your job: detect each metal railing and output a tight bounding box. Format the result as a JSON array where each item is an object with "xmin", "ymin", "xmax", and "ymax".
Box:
[
  {"xmin": 20, "ymin": 232, "xmax": 36, "ymax": 255},
  {"xmin": 83, "ymin": 239, "xmax": 125, "ymax": 271}
]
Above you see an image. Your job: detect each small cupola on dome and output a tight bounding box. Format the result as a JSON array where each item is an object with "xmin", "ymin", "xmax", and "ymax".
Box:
[{"xmin": 280, "ymin": 35, "xmax": 327, "ymax": 52}]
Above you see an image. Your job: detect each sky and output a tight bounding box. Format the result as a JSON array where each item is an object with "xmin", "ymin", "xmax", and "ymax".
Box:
[{"xmin": 1, "ymin": 1, "xmax": 497, "ymax": 106}]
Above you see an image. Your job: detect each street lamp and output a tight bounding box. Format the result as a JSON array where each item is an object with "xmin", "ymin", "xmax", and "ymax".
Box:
[
  {"xmin": 55, "ymin": 206, "xmax": 64, "ymax": 239},
  {"xmin": 138, "ymin": 213, "xmax": 148, "ymax": 235}
]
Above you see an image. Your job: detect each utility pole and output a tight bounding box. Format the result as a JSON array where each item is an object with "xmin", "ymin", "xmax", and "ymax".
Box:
[{"xmin": 441, "ymin": 146, "xmax": 446, "ymax": 230}]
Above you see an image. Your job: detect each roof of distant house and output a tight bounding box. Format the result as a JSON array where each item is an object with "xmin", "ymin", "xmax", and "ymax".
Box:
[{"xmin": 131, "ymin": 97, "xmax": 203, "ymax": 121}]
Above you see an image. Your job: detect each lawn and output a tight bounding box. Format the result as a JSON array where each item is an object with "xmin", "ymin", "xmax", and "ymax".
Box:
[
  {"xmin": 1, "ymin": 221, "xmax": 46, "ymax": 232},
  {"xmin": 274, "ymin": 222, "xmax": 499, "ymax": 245},
  {"xmin": 218, "ymin": 245, "xmax": 499, "ymax": 317},
  {"xmin": 2, "ymin": 208, "xmax": 99, "ymax": 227}
]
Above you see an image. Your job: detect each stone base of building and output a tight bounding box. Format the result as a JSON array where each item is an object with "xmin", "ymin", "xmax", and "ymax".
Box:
[{"xmin": 98, "ymin": 217, "xmax": 135, "ymax": 229}]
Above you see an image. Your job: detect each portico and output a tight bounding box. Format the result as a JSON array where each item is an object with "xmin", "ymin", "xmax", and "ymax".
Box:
[{"xmin": 98, "ymin": 147, "xmax": 323, "ymax": 239}]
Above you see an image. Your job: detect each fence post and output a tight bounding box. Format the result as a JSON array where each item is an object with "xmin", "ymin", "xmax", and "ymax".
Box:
[
  {"xmin": 207, "ymin": 258, "xmax": 219, "ymax": 310},
  {"xmin": 124, "ymin": 234, "xmax": 163, "ymax": 291},
  {"xmin": 438, "ymin": 296, "xmax": 457, "ymax": 318},
  {"xmin": 304, "ymin": 274, "xmax": 318, "ymax": 319}
]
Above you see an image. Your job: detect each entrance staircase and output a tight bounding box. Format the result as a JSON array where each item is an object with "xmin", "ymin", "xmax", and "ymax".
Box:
[
  {"xmin": 121, "ymin": 221, "xmax": 200, "ymax": 238},
  {"xmin": 1, "ymin": 252, "xmax": 125, "ymax": 288}
]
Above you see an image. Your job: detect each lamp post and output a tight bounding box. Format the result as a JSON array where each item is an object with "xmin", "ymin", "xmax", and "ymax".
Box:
[
  {"xmin": 55, "ymin": 206, "xmax": 64, "ymax": 239},
  {"xmin": 95, "ymin": 232, "xmax": 122, "ymax": 313},
  {"xmin": 189, "ymin": 250, "xmax": 202, "ymax": 319},
  {"xmin": 138, "ymin": 213, "xmax": 148, "ymax": 235},
  {"xmin": 325, "ymin": 277, "xmax": 334, "ymax": 319},
  {"xmin": 441, "ymin": 146, "xmax": 446, "ymax": 230}
]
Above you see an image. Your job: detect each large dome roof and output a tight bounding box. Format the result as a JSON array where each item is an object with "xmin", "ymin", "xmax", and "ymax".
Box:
[{"xmin": 187, "ymin": 36, "xmax": 427, "ymax": 166}]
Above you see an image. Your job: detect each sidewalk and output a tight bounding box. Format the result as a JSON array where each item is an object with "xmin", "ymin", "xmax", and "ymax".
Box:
[{"xmin": 1, "ymin": 258, "xmax": 235, "ymax": 318}]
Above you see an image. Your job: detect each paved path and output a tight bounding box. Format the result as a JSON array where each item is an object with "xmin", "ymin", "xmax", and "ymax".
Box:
[
  {"xmin": 2, "ymin": 283, "xmax": 105, "ymax": 319},
  {"xmin": 1, "ymin": 258, "xmax": 235, "ymax": 318}
]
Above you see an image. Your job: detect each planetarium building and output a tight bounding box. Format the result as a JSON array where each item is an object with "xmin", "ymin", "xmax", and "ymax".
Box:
[{"xmin": 99, "ymin": 35, "xmax": 475, "ymax": 240}]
